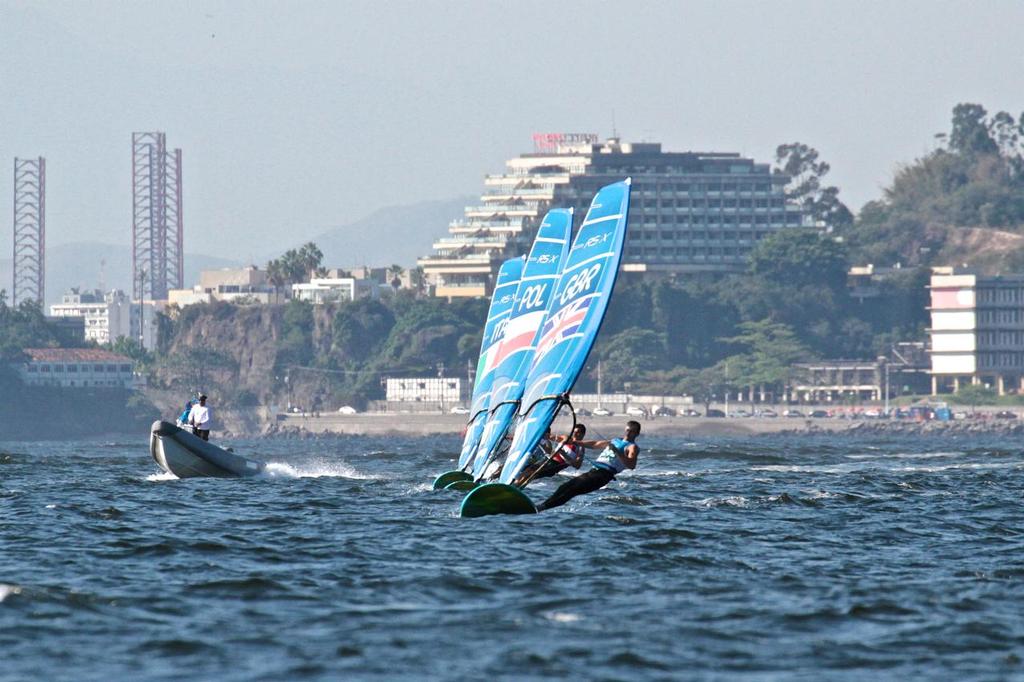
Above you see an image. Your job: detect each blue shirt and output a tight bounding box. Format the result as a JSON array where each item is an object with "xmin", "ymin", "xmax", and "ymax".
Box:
[{"xmin": 593, "ymin": 437, "xmax": 638, "ymax": 474}]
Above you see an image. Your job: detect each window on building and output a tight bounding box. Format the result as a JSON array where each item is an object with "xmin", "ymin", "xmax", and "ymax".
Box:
[
  {"xmin": 41, "ymin": 365, "xmax": 50, "ymax": 373},
  {"xmin": 120, "ymin": 364, "xmax": 131, "ymax": 372},
  {"xmin": 27, "ymin": 365, "xmax": 37, "ymax": 373},
  {"xmin": 95, "ymin": 365, "xmax": 105, "ymax": 373},
  {"xmin": 54, "ymin": 364, "xmax": 64, "ymax": 373}
]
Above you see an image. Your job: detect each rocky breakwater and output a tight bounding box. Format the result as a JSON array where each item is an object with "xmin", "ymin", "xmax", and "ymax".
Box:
[{"xmin": 844, "ymin": 418, "xmax": 1024, "ymax": 436}]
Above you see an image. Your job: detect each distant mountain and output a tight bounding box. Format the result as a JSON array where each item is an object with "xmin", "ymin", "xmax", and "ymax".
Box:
[
  {"xmin": 0, "ymin": 242, "xmax": 241, "ymax": 307},
  {"xmin": 275, "ymin": 196, "xmax": 474, "ymax": 269}
]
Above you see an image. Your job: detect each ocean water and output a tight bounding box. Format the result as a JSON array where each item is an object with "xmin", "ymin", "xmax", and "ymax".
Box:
[{"xmin": 2, "ymin": 431, "xmax": 1024, "ymax": 680}]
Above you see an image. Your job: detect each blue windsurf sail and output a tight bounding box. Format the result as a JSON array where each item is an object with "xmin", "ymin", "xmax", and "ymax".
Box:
[
  {"xmin": 470, "ymin": 209, "xmax": 572, "ymax": 478},
  {"xmin": 497, "ymin": 179, "xmax": 632, "ymax": 485},
  {"xmin": 456, "ymin": 257, "xmax": 523, "ymax": 469}
]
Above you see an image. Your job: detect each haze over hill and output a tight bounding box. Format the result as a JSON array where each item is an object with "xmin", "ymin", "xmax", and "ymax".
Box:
[
  {"xmin": 0, "ymin": 243, "xmax": 239, "ymax": 308},
  {"xmin": 270, "ymin": 196, "xmax": 474, "ymax": 269}
]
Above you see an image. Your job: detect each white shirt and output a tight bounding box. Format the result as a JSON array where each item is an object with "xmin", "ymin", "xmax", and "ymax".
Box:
[{"xmin": 188, "ymin": 404, "xmax": 210, "ymax": 429}]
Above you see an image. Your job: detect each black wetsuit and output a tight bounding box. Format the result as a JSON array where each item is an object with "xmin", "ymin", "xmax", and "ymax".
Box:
[{"xmin": 535, "ymin": 465, "xmax": 615, "ymax": 511}]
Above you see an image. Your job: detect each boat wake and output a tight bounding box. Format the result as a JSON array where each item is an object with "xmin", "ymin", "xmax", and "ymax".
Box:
[
  {"xmin": 146, "ymin": 471, "xmax": 179, "ymax": 482},
  {"xmin": 261, "ymin": 460, "xmax": 378, "ymax": 479}
]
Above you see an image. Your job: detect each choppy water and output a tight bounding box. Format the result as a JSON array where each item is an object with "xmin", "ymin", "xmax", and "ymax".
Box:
[{"xmin": 3, "ymin": 431, "xmax": 1024, "ymax": 680}]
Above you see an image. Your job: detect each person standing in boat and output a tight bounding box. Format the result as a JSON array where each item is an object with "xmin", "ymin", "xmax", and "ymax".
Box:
[
  {"xmin": 535, "ymin": 420, "xmax": 640, "ymax": 511},
  {"xmin": 188, "ymin": 394, "xmax": 212, "ymax": 441}
]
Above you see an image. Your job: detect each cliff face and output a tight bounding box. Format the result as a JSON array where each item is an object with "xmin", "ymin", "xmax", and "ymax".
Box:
[{"xmin": 153, "ymin": 297, "xmax": 486, "ymax": 415}]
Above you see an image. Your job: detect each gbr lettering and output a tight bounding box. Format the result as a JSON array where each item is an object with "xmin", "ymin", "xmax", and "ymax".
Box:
[{"xmin": 559, "ymin": 263, "xmax": 601, "ymax": 305}]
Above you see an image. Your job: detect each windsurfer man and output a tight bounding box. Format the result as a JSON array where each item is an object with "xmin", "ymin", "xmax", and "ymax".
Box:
[
  {"xmin": 513, "ymin": 423, "xmax": 588, "ymax": 485},
  {"xmin": 535, "ymin": 420, "xmax": 640, "ymax": 511}
]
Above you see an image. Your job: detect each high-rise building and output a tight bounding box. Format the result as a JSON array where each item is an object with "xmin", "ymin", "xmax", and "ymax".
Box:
[
  {"xmin": 132, "ymin": 132, "xmax": 183, "ymax": 302},
  {"xmin": 418, "ymin": 134, "xmax": 809, "ymax": 298},
  {"xmin": 12, "ymin": 157, "xmax": 46, "ymax": 306}
]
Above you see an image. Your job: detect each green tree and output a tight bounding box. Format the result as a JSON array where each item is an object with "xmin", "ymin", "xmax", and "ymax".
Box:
[
  {"xmin": 949, "ymin": 103, "xmax": 998, "ymax": 156},
  {"xmin": 720, "ymin": 319, "xmax": 811, "ymax": 396},
  {"xmin": 775, "ymin": 142, "xmax": 853, "ymax": 228},
  {"xmin": 266, "ymin": 242, "xmax": 325, "ymax": 288},
  {"xmin": 953, "ymin": 383, "xmax": 998, "ymax": 411},
  {"xmin": 593, "ymin": 329, "xmax": 667, "ymax": 391},
  {"xmin": 749, "ymin": 229, "xmax": 849, "ymax": 292}
]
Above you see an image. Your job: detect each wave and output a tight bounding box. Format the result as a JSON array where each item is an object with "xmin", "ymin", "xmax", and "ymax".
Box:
[{"xmin": 145, "ymin": 471, "xmax": 179, "ymax": 481}]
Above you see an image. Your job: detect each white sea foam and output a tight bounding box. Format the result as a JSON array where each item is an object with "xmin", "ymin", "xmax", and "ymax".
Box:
[
  {"xmin": 0, "ymin": 584, "xmax": 22, "ymax": 603},
  {"xmin": 697, "ymin": 496, "xmax": 749, "ymax": 508},
  {"xmin": 544, "ymin": 611, "xmax": 581, "ymax": 623},
  {"xmin": 145, "ymin": 471, "xmax": 179, "ymax": 481},
  {"xmin": 261, "ymin": 460, "xmax": 378, "ymax": 479},
  {"xmin": 44, "ymin": 504, "xmax": 56, "ymax": 509}
]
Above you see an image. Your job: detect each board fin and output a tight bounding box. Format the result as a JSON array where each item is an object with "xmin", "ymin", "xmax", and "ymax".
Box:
[
  {"xmin": 432, "ymin": 470, "xmax": 473, "ymax": 490},
  {"xmin": 460, "ymin": 482, "xmax": 537, "ymax": 518}
]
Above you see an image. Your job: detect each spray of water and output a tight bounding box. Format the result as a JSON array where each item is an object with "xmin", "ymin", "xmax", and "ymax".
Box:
[{"xmin": 261, "ymin": 459, "xmax": 378, "ymax": 480}]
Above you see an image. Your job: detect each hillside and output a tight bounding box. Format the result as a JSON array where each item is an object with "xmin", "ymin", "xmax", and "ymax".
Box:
[{"xmin": 276, "ymin": 196, "xmax": 474, "ymax": 269}]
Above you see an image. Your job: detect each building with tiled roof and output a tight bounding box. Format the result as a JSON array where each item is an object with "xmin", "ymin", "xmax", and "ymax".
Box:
[{"xmin": 12, "ymin": 348, "xmax": 138, "ymax": 389}]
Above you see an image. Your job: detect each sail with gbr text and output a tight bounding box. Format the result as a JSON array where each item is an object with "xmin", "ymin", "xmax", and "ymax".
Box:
[{"xmin": 497, "ymin": 179, "xmax": 632, "ymax": 485}]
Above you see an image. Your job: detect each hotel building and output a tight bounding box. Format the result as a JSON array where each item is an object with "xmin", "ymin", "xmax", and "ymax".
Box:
[
  {"xmin": 418, "ymin": 134, "xmax": 809, "ymax": 298},
  {"xmin": 929, "ymin": 268, "xmax": 1024, "ymax": 394}
]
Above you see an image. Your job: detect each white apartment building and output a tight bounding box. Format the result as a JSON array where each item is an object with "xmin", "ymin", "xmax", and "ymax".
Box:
[
  {"xmin": 292, "ymin": 276, "xmax": 380, "ymax": 304},
  {"xmin": 418, "ymin": 133, "xmax": 808, "ymax": 298},
  {"xmin": 49, "ymin": 289, "xmax": 132, "ymax": 345},
  {"xmin": 929, "ymin": 268, "xmax": 1024, "ymax": 394},
  {"xmin": 14, "ymin": 348, "xmax": 137, "ymax": 389}
]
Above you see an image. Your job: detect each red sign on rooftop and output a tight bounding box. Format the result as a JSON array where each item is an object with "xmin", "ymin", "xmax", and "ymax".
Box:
[{"xmin": 532, "ymin": 133, "xmax": 599, "ymax": 153}]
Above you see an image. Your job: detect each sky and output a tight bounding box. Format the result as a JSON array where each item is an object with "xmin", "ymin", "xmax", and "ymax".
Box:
[{"xmin": 1, "ymin": 0, "xmax": 1023, "ymax": 258}]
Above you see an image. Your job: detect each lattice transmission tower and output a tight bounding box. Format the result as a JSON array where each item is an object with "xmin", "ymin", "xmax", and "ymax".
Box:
[
  {"xmin": 132, "ymin": 132, "xmax": 183, "ymax": 301},
  {"xmin": 12, "ymin": 157, "xmax": 46, "ymax": 306}
]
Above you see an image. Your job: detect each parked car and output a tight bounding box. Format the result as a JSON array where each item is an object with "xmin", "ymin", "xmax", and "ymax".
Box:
[
  {"xmin": 994, "ymin": 410, "xmax": 1018, "ymax": 419},
  {"xmin": 706, "ymin": 408, "xmax": 726, "ymax": 418},
  {"xmin": 758, "ymin": 409, "xmax": 778, "ymax": 418},
  {"xmin": 337, "ymin": 405, "xmax": 358, "ymax": 415},
  {"xmin": 449, "ymin": 406, "xmax": 470, "ymax": 415},
  {"xmin": 809, "ymin": 410, "xmax": 830, "ymax": 418},
  {"xmin": 625, "ymin": 405, "xmax": 648, "ymax": 417},
  {"xmin": 654, "ymin": 406, "xmax": 677, "ymax": 417},
  {"xmin": 783, "ymin": 409, "xmax": 804, "ymax": 418},
  {"xmin": 575, "ymin": 407, "xmax": 593, "ymax": 417},
  {"xmin": 863, "ymin": 408, "xmax": 883, "ymax": 419},
  {"xmin": 731, "ymin": 409, "xmax": 752, "ymax": 418},
  {"xmin": 953, "ymin": 411, "xmax": 968, "ymax": 420},
  {"xmin": 593, "ymin": 407, "xmax": 614, "ymax": 417},
  {"xmin": 681, "ymin": 408, "xmax": 701, "ymax": 417}
]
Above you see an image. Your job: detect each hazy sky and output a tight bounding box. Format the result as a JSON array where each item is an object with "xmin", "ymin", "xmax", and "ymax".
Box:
[{"xmin": 2, "ymin": 0, "xmax": 1022, "ymax": 258}]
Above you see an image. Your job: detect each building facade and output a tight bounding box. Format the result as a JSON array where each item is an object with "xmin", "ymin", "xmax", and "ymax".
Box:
[
  {"xmin": 13, "ymin": 348, "xmax": 137, "ymax": 389},
  {"xmin": 49, "ymin": 288, "xmax": 132, "ymax": 345},
  {"xmin": 169, "ymin": 266, "xmax": 283, "ymax": 307},
  {"xmin": 929, "ymin": 269, "xmax": 1024, "ymax": 395},
  {"xmin": 418, "ymin": 134, "xmax": 808, "ymax": 297},
  {"xmin": 292, "ymin": 276, "xmax": 380, "ymax": 304}
]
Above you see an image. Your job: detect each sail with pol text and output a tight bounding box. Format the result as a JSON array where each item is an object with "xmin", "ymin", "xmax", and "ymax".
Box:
[
  {"xmin": 469, "ymin": 209, "xmax": 572, "ymax": 479},
  {"xmin": 458, "ymin": 179, "xmax": 632, "ymax": 516}
]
